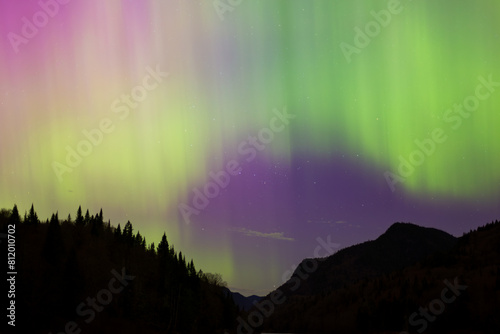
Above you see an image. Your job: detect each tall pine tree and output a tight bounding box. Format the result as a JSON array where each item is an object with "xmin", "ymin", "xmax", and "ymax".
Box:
[
  {"xmin": 75, "ymin": 206, "xmax": 84, "ymax": 227},
  {"xmin": 42, "ymin": 212, "xmax": 65, "ymax": 266},
  {"xmin": 26, "ymin": 204, "xmax": 39, "ymax": 226},
  {"xmin": 10, "ymin": 204, "xmax": 21, "ymax": 225}
]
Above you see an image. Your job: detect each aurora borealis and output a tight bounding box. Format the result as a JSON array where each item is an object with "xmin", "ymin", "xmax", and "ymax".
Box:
[{"xmin": 1, "ymin": 0, "xmax": 499, "ymax": 295}]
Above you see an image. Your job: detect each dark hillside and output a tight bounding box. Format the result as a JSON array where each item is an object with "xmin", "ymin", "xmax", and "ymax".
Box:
[
  {"xmin": 254, "ymin": 221, "xmax": 500, "ymax": 333},
  {"xmin": 282, "ymin": 222, "xmax": 457, "ymax": 296},
  {"xmin": 0, "ymin": 205, "xmax": 238, "ymax": 334}
]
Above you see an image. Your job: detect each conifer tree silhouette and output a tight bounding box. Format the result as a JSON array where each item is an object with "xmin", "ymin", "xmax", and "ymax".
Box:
[
  {"xmin": 84, "ymin": 209, "xmax": 90, "ymax": 226},
  {"xmin": 114, "ymin": 223, "xmax": 122, "ymax": 240},
  {"xmin": 75, "ymin": 205, "xmax": 84, "ymax": 227},
  {"xmin": 10, "ymin": 204, "xmax": 21, "ymax": 225},
  {"xmin": 26, "ymin": 203, "xmax": 39, "ymax": 226},
  {"xmin": 42, "ymin": 212, "xmax": 65, "ymax": 267}
]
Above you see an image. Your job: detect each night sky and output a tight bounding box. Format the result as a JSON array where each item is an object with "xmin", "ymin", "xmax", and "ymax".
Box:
[{"xmin": 1, "ymin": 0, "xmax": 499, "ymax": 296}]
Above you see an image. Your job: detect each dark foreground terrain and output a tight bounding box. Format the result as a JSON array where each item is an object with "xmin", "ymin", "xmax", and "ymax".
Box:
[
  {"xmin": 1, "ymin": 205, "xmax": 499, "ymax": 333},
  {"xmin": 0, "ymin": 205, "xmax": 237, "ymax": 334},
  {"xmin": 244, "ymin": 222, "xmax": 500, "ymax": 333}
]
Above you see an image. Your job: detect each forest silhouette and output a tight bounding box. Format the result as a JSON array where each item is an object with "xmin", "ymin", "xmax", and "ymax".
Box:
[{"xmin": 0, "ymin": 204, "xmax": 238, "ymax": 334}]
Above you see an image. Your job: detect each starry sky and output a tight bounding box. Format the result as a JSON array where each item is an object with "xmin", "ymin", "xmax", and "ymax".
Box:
[{"xmin": 1, "ymin": 0, "xmax": 499, "ymax": 296}]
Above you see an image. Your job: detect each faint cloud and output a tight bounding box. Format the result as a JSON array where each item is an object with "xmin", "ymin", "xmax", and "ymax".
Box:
[
  {"xmin": 307, "ymin": 219, "xmax": 347, "ymax": 225},
  {"xmin": 229, "ymin": 227, "xmax": 294, "ymax": 241}
]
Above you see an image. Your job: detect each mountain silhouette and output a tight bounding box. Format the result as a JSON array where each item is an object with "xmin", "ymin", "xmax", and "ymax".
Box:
[
  {"xmin": 246, "ymin": 221, "xmax": 500, "ymax": 333},
  {"xmin": 222, "ymin": 288, "xmax": 262, "ymax": 312},
  {"xmin": 281, "ymin": 222, "xmax": 457, "ymax": 296}
]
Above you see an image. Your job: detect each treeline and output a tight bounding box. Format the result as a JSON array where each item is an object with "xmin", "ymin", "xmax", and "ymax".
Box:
[{"xmin": 0, "ymin": 204, "xmax": 237, "ymax": 334}]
